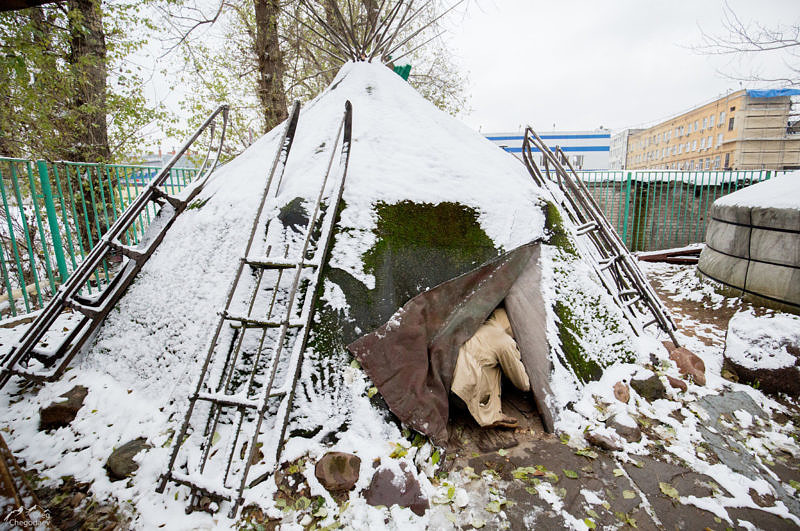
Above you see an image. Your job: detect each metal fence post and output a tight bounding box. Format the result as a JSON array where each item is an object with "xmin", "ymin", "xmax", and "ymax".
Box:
[
  {"xmin": 36, "ymin": 160, "xmax": 69, "ymax": 282},
  {"xmin": 621, "ymin": 171, "xmax": 632, "ymax": 248}
]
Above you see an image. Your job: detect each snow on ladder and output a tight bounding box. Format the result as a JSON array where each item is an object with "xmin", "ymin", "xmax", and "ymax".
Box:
[
  {"xmin": 157, "ymin": 101, "xmax": 353, "ymax": 518},
  {"xmin": 521, "ymin": 126, "xmax": 679, "ymax": 346},
  {"xmin": 0, "ymin": 105, "xmax": 230, "ymax": 390}
]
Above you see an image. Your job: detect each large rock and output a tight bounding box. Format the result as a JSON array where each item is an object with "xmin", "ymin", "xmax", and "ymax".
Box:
[
  {"xmin": 39, "ymin": 385, "xmax": 88, "ymax": 430},
  {"xmin": 365, "ymin": 461, "xmax": 428, "ymax": 516},
  {"xmin": 314, "ymin": 451, "xmax": 361, "ymax": 493},
  {"xmin": 669, "ymin": 347, "xmax": 706, "ymax": 386},
  {"xmin": 106, "ymin": 438, "xmax": 151, "ymax": 481},
  {"xmin": 630, "ymin": 374, "xmax": 667, "ymax": 402}
]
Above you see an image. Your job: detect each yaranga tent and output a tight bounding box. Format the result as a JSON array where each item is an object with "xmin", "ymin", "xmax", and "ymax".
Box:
[
  {"xmin": 698, "ymin": 171, "xmax": 800, "ymax": 311},
  {"xmin": 0, "ymin": 62, "xmax": 662, "ymax": 525}
]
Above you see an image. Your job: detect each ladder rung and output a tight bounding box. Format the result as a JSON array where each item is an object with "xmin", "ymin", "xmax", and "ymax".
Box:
[
  {"xmin": 31, "ymin": 346, "xmax": 58, "ymax": 359},
  {"xmin": 598, "ymin": 255, "xmax": 620, "ymax": 271},
  {"xmin": 5, "ymin": 365, "xmax": 47, "ymax": 379},
  {"xmin": 151, "ymin": 187, "xmax": 185, "ymax": 209},
  {"xmin": 243, "ymin": 257, "xmax": 318, "ymax": 269},
  {"xmin": 221, "ymin": 312, "xmax": 304, "ymax": 329},
  {"xmin": 168, "ymin": 471, "xmax": 234, "ymax": 501},
  {"xmin": 196, "ymin": 392, "xmax": 260, "ymax": 410},
  {"xmin": 109, "ymin": 240, "xmax": 145, "ymax": 261},
  {"xmin": 575, "ymin": 221, "xmax": 598, "ymax": 236},
  {"xmin": 642, "ymin": 318, "xmax": 659, "ymax": 329},
  {"xmin": 618, "ymin": 289, "xmax": 639, "ymax": 298},
  {"xmin": 65, "ymin": 298, "xmax": 101, "ymax": 318}
]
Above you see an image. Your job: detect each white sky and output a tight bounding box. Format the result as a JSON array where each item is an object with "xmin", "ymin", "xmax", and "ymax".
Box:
[{"xmin": 445, "ymin": 0, "xmax": 799, "ymax": 133}]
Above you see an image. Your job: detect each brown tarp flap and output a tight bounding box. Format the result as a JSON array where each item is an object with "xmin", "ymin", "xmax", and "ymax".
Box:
[
  {"xmin": 504, "ymin": 245, "xmax": 555, "ymax": 432},
  {"xmin": 348, "ymin": 240, "xmax": 542, "ymax": 446}
]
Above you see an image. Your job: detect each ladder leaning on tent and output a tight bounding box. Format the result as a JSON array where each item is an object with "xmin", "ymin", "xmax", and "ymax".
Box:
[
  {"xmin": 0, "ymin": 105, "xmax": 230, "ymax": 390},
  {"xmin": 157, "ymin": 100, "xmax": 353, "ymax": 519},
  {"xmin": 521, "ymin": 126, "xmax": 680, "ymax": 346}
]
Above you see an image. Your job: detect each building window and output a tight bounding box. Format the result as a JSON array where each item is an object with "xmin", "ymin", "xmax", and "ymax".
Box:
[
  {"xmin": 695, "ymin": 120, "xmax": 699, "ymax": 131},
  {"xmin": 707, "ymin": 135, "xmax": 712, "ymax": 149},
  {"xmin": 692, "ymin": 140, "xmax": 697, "ymax": 151},
  {"xmin": 700, "ymin": 138, "xmax": 705, "ymax": 149},
  {"xmin": 710, "ymin": 115, "xmax": 715, "ymax": 127},
  {"xmin": 728, "ymin": 117, "xmax": 735, "ymax": 131},
  {"xmin": 703, "ymin": 117, "xmax": 708, "ymax": 129},
  {"xmin": 724, "ymin": 152, "xmax": 731, "ymax": 168},
  {"xmin": 714, "ymin": 155, "xmax": 721, "ymax": 169},
  {"xmin": 705, "ymin": 158, "xmax": 711, "ymax": 169},
  {"xmin": 730, "ymin": 106, "xmax": 735, "ymax": 112},
  {"xmin": 717, "ymin": 133, "xmax": 723, "ymax": 147},
  {"xmin": 720, "ymin": 111, "xmax": 725, "ymax": 125}
]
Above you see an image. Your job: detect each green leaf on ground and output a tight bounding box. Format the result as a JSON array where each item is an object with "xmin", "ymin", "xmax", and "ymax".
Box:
[
  {"xmin": 576, "ymin": 448, "xmax": 598, "ymax": 459},
  {"xmin": 613, "ymin": 468, "xmax": 624, "ymax": 477},
  {"xmin": 497, "ymin": 448, "xmax": 508, "ymax": 456},
  {"xmin": 659, "ymin": 482, "xmax": 680, "ymax": 500},
  {"xmin": 623, "ymin": 490, "xmax": 636, "ymax": 499},
  {"xmin": 584, "ymin": 518, "xmax": 597, "ymax": 529},
  {"xmin": 389, "ymin": 444, "xmax": 408, "ymax": 459},
  {"xmin": 431, "ymin": 449, "xmax": 441, "ymax": 465},
  {"xmin": 564, "ymin": 469, "xmax": 578, "ymax": 479},
  {"xmin": 367, "ymin": 386, "xmax": 378, "ymax": 398}
]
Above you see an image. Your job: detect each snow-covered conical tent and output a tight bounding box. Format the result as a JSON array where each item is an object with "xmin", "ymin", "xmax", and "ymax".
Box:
[{"xmin": 0, "ymin": 62, "xmax": 653, "ymax": 525}]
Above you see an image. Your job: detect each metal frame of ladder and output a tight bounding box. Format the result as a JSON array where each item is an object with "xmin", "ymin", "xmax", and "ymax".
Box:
[
  {"xmin": 522, "ymin": 126, "xmax": 679, "ymax": 345},
  {"xmin": 0, "ymin": 105, "xmax": 230, "ymax": 389},
  {"xmin": 157, "ymin": 100, "xmax": 353, "ymax": 519}
]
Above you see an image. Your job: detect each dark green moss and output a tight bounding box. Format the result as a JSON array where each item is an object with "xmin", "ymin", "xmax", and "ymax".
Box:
[
  {"xmin": 309, "ymin": 200, "xmax": 499, "ymax": 353},
  {"xmin": 186, "ymin": 197, "xmax": 211, "ymax": 210},
  {"xmin": 278, "ymin": 196, "xmax": 309, "ymax": 233},
  {"xmin": 544, "ymin": 201, "xmax": 577, "ymax": 256},
  {"xmin": 554, "ymin": 301, "xmax": 602, "ymax": 383}
]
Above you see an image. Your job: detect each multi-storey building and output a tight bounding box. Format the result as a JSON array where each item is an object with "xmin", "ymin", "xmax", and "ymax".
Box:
[
  {"xmin": 625, "ymin": 89, "xmax": 800, "ymax": 171},
  {"xmin": 609, "ymin": 129, "xmax": 643, "ymax": 169},
  {"xmin": 485, "ymin": 130, "xmax": 611, "ymax": 170}
]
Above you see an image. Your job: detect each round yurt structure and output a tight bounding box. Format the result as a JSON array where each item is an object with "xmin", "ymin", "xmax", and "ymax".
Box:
[{"xmin": 697, "ymin": 171, "xmax": 800, "ymax": 311}]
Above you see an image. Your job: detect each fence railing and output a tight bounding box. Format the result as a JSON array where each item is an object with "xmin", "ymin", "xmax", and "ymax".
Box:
[
  {"xmin": 574, "ymin": 169, "xmax": 787, "ymax": 252},
  {"xmin": 0, "ymin": 158, "xmax": 199, "ymax": 318}
]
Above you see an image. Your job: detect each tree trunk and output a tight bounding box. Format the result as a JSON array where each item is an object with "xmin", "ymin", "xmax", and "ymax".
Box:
[
  {"xmin": 67, "ymin": 0, "xmax": 110, "ymax": 162},
  {"xmin": 254, "ymin": 0, "xmax": 288, "ymax": 133}
]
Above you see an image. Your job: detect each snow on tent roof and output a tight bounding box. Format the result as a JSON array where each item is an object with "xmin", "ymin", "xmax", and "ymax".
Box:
[{"xmin": 81, "ymin": 61, "xmax": 547, "ymax": 397}]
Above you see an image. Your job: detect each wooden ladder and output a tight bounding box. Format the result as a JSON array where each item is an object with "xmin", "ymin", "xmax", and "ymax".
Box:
[
  {"xmin": 522, "ymin": 126, "xmax": 679, "ymax": 345},
  {"xmin": 0, "ymin": 105, "xmax": 230, "ymax": 389},
  {"xmin": 157, "ymin": 101, "xmax": 353, "ymax": 518}
]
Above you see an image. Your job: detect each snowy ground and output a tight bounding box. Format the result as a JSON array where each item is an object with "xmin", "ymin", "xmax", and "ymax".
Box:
[{"xmin": 0, "ymin": 258, "xmax": 797, "ymax": 530}]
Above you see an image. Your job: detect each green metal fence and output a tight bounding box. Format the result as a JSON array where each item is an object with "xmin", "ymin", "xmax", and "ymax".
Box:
[
  {"xmin": 0, "ymin": 158, "xmax": 199, "ymax": 318},
  {"xmin": 575, "ymin": 169, "xmax": 786, "ymax": 252}
]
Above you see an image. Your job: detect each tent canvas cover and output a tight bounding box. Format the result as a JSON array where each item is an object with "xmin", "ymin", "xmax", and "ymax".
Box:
[{"xmin": 0, "ymin": 62, "xmax": 655, "ymax": 527}]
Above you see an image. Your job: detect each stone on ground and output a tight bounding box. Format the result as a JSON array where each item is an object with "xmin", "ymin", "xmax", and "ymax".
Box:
[
  {"xmin": 314, "ymin": 452, "xmax": 361, "ymax": 493},
  {"xmin": 105, "ymin": 438, "xmax": 151, "ymax": 481},
  {"xmin": 39, "ymin": 385, "xmax": 88, "ymax": 430}
]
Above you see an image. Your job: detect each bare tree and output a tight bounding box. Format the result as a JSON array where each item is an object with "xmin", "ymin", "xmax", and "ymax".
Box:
[{"xmin": 697, "ymin": 1, "xmax": 800, "ymax": 87}]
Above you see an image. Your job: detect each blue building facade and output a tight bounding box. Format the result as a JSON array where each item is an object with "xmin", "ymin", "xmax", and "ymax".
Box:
[{"xmin": 485, "ymin": 130, "xmax": 611, "ymax": 170}]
